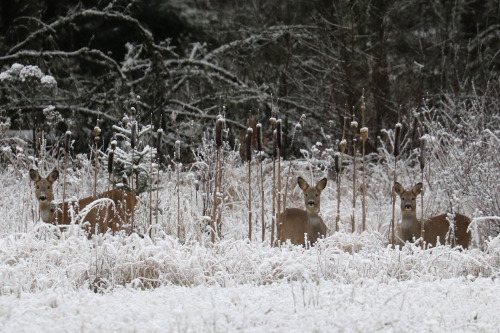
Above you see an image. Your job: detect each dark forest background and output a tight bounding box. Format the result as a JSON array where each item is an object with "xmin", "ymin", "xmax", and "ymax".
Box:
[{"xmin": 0, "ymin": 0, "xmax": 499, "ymax": 160}]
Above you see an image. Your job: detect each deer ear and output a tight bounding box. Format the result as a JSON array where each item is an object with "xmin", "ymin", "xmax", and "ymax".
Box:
[
  {"xmin": 47, "ymin": 170, "xmax": 59, "ymax": 182},
  {"xmin": 412, "ymin": 183, "xmax": 423, "ymax": 196},
  {"xmin": 297, "ymin": 177, "xmax": 309, "ymax": 191},
  {"xmin": 29, "ymin": 169, "xmax": 40, "ymax": 182},
  {"xmin": 316, "ymin": 178, "xmax": 327, "ymax": 191},
  {"xmin": 393, "ymin": 182, "xmax": 404, "ymax": 197}
]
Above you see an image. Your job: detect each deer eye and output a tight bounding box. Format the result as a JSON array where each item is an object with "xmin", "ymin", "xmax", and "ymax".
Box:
[
  {"xmin": 47, "ymin": 186, "xmax": 51, "ymax": 189},
  {"xmin": 411, "ymin": 198, "xmax": 415, "ymax": 200},
  {"xmin": 315, "ymin": 194, "xmax": 318, "ymax": 197},
  {"xmin": 36, "ymin": 186, "xmax": 39, "ymax": 189}
]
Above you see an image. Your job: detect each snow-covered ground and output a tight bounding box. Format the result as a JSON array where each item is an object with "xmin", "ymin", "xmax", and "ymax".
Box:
[{"xmin": 2, "ymin": 277, "xmax": 499, "ymax": 332}]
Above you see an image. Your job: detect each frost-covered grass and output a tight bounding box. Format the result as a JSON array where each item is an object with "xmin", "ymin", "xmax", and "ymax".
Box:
[{"xmin": 1, "ymin": 278, "xmax": 499, "ymax": 332}]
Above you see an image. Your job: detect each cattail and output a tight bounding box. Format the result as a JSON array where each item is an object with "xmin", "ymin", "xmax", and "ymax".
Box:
[
  {"xmin": 394, "ymin": 123, "xmax": 402, "ymax": 157},
  {"xmin": 276, "ymin": 119, "xmax": 282, "ymax": 149},
  {"xmin": 350, "ymin": 120, "xmax": 358, "ymax": 133},
  {"xmin": 419, "ymin": 136, "xmax": 426, "ymax": 170},
  {"xmin": 256, "ymin": 123, "xmax": 263, "ymax": 152},
  {"xmin": 334, "ymin": 152, "xmax": 340, "ymax": 174},
  {"xmin": 64, "ymin": 131, "xmax": 71, "ymax": 153},
  {"xmin": 273, "ymin": 129, "xmax": 278, "ymax": 158},
  {"xmin": 108, "ymin": 151, "xmax": 114, "ymax": 174},
  {"xmin": 157, "ymin": 128, "xmax": 163, "ymax": 156},
  {"xmin": 174, "ymin": 140, "xmax": 181, "ymax": 161},
  {"xmin": 269, "ymin": 117, "xmax": 277, "ymax": 127},
  {"xmin": 360, "ymin": 127, "xmax": 369, "ymax": 141},
  {"xmin": 131, "ymin": 122, "xmax": 137, "ymax": 149},
  {"xmin": 215, "ymin": 116, "xmax": 223, "ymax": 148},
  {"xmin": 245, "ymin": 128, "xmax": 253, "ymax": 162}
]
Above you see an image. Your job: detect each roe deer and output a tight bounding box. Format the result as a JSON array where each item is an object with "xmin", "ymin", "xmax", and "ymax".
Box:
[
  {"xmin": 394, "ymin": 182, "xmax": 471, "ymax": 249},
  {"xmin": 278, "ymin": 177, "xmax": 328, "ymax": 246},
  {"xmin": 29, "ymin": 169, "xmax": 139, "ymax": 235}
]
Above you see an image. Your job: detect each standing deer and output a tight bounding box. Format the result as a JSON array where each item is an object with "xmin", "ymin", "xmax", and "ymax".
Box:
[
  {"xmin": 29, "ymin": 169, "xmax": 139, "ymax": 235},
  {"xmin": 278, "ymin": 177, "xmax": 328, "ymax": 246},
  {"xmin": 394, "ymin": 182, "xmax": 471, "ymax": 249}
]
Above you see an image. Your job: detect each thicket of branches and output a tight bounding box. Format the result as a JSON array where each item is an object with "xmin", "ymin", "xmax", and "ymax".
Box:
[{"xmin": 1, "ymin": 0, "xmax": 498, "ymax": 158}]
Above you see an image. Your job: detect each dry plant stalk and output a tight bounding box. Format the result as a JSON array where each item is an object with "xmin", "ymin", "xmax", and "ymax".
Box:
[
  {"xmin": 246, "ymin": 127, "xmax": 253, "ymax": 240},
  {"xmin": 360, "ymin": 92, "xmax": 368, "ymax": 232},
  {"xmin": 276, "ymin": 119, "xmax": 282, "ymax": 242},
  {"xmin": 270, "ymin": 120, "xmax": 277, "ymax": 245},
  {"xmin": 156, "ymin": 128, "xmax": 163, "ymax": 230},
  {"xmin": 211, "ymin": 115, "xmax": 224, "ymax": 242},
  {"xmin": 419, "ymin": 136, "xmax": 426, "ymax": 245},
  {"xmin": 336, "ymin": 109, "xmax": 348, "ymax": 232},
  {"xmin": 283, "ymin": 115, "xmax": 305, "ymax": 217},
  {"xmin": 130, "ymin": 115, "xmax": 137, "ymax": 232},
  {"xmin": 351, "ymin": 114, "xmax": 358, "ymax": 233},
  {"xmin": 175, "ymin": 140, "xmax": 181, "ymax": 239},
  {"xmin": 93, "ymin": 119, "xmax": 101, "ymax": 199},
  {"xmin": 256, "ymin": 123, "xmax": 265, "ymax": 242},
  {"xmin": 391, "ymin": 123, "xmax": 401, "ymax": 246},
  {"xmin": 148, "ymin": 118, "xmax": 154, "ymax": 237},
  {"xmin": 62, "ymin": 130, "xmax": 71, "ymax": 225}
]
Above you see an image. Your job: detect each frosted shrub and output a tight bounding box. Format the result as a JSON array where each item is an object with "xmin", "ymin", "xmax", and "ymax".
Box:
[{"xmin": 417, "ymin": 92, "xmax": 500, "ymax": 248}]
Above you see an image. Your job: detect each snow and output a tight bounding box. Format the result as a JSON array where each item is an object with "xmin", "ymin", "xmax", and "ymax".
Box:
[{"xmin": 1, "ymin": 278, "xmax": 498, "ymax": 332}]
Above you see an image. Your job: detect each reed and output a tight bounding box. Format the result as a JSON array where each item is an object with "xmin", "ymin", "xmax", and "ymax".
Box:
[
  {"xmin": 256, "ymin": 123, "xmax": 265, "ymax": 242},
  {"xmin": 336, "ymin": 109, "xmax": 348, "ymax": 232},
  {"xmin": 350, "ymin": 114, "xmax": 358, "ymax": 233},
  {"xmin": 246, "ymin": 127, "xmax": 253, "ymax": 240},
  {"xmin": 391, "ymin": 122, "xmax": 401, "ymax": 246},
  {"xmin": 360, "ymin": 91, "xmax": 368, "ymax": 232}
]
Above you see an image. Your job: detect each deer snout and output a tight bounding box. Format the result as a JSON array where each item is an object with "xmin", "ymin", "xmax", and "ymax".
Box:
[
  {"xmin": 404, "ymin": 203, "xmax": 412, "ymax": 210},
  {"xmin": 39, "ymin": 195, "xmax": 48, "ymax": 202},
  {"xmin": 307, "ymin": 200, "xmax": 315, "ymax": 207}
]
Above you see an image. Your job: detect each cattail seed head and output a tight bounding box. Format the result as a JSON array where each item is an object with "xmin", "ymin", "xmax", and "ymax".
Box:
[
  {"xmin": 272, "ymin": 129, "xmax": 278, "ymax": 158},
  {"xmin": 340, "ymin": 139, "xmax": 347, "ymax": 151},
  {"xmin": 245, "ymin": 128, "xmax": 253, "ymax": 162},
  {"xmin": 350, "ymin": 120, "xmax": 358, "ymax": 133},
  {"xmin": 131, "ymin": 122, "xmax": 137, "ymax": 149},
  {"xmin": 111, "ymin": 140, "xmax": 117, "ymax": 150},
  {"xmin": 174, "ymin": 140, "xmax": 181, "ymax": 161},
  {"xmin": 64, "ymin": 130, "xmax": 71, "ymax": 153},
  {"xmin": 334, "ymin": 152, "xmax": 340, "ymax": 174},
  {"xmin": 394, "ymin": 123, "xmax": 402, "ymax": 157},
  {"xmin": 269, "ymin": 117, "xmax": 277, "ymax": 127},
  {"xmin": 360, "ymin": 127, "xmax": 369, "ymax": 141},
  {"xmin": 157, "ymin": 128, "xmax": 163, "ymax": 155},
  {"xmin": 215, "ymin": 116, "xmax": 223, "ymax": 148},
  {"xmin": 419, "ymin": 136, "xmax": 426, "ymax": 170},
  {"xmin": 256, "ymin": 123, "xmax": 263, "ymax": 152},
  {"xmin": 276, "ymin": 119, "xmax": 282, "ymax": 149},
  {"xmin": 108, "ymin": 151, "xmax": 114, "ymax": 174}
]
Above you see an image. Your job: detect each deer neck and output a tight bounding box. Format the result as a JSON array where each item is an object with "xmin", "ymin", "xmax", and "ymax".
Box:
[
  {"xmin": 401, "ymin": 211, "xmax": 421, "ymax": 239},
  {"xmin": 38, "ymin": 201, "xmax": 54, "ymax": 223},
  {"xmin": 307, "ymin": 210, "xmax": 322, "ymax": 228}
]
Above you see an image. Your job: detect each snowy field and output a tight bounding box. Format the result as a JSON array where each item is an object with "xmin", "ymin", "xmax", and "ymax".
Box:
[
  {"xmin": 0, "ymin": 146, "xmax": 499, "ymax": 332},
  {"xmin": 2, "ymin": 277, "xmax": 499, "ymax": 332}
]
